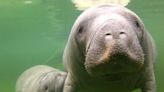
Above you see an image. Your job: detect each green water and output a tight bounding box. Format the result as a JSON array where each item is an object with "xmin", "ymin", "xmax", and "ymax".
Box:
[{"xmin": 0, "ymin": 0, "xmax": 163, "ymax": 92}]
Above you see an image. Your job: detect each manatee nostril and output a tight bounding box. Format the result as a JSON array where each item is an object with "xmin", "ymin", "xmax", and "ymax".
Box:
[
  {"xmin": 120, "ymin": 32, "xmax": 126, "ymax": 35},
  {"xmin": 106, "ymin": 33, "xmax": 111, "ymax": 36}
]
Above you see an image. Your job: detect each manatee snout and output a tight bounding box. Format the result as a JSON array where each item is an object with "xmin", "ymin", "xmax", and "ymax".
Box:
[
  {"xmin": 85, "ymin": 14, "xmax": 145, "ymax": 77},
  {"xmin": 85, "ymin": 40, "xmax": 144, "ymax": 77},
  {"xmin": 105, "ymin": 41, "xmax": 144, "ymax": 66}
]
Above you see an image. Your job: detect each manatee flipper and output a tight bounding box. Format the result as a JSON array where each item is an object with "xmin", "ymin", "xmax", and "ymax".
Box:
[
  {"xmin": 16, "ymin": 65, "xmax": 67, "ymax": 92},
  {"xmin": 140, "ymin": 31, "xmax": 156, "ymax": 92}
]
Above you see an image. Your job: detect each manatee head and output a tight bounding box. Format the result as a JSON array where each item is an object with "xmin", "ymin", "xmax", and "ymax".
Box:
[{"xmin": 64, "ymin": 5, "xmax": 145, "ymax": 78}]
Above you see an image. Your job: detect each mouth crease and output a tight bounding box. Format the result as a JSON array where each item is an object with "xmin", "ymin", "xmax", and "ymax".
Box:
[
  {"xmin": 127, "ymin": 51, "xmax": 144, "ymax": 64},
  {"xmin": 98, "ymin": 47, "xmax": 111, "ymax": 64},
  {"xmin": 86, "ymin": 20, "xmax": 110, "ymax": 54},
  {"xmin": 86, "ymin": 32, "xmax": 96, "ymax": 54}
]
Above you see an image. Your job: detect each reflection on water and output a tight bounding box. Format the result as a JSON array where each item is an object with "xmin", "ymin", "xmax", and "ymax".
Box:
[
  {"xmin": 0, "ymin": 0, "xmax": 164, "ymax": 92},
  {"xmin": 24, "ymin": 0, "xmax": 33, "ymax": 4},
  {"xmin": 72, "ymin": 0, "xmax": 130, "ymax": 10}
]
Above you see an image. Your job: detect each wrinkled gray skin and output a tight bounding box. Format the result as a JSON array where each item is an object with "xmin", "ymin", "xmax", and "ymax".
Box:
[
  {"xmin": 16, "ymin": 5, "xmax": 156, "ymax": 92},
  {"xmin": 16, "ymin": 65, "xmax": 67, "ymax": 92},
  {"xmin": 63, "ymin": 5, "xmax": 156, "ymax": 92}
]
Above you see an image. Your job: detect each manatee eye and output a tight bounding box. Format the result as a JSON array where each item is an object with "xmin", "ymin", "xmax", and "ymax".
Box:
[
  {"xmin": 135, "ymin": 21, "xmax": 140, "ymax": 28},
  {"xmin": 44, "ymin": 85, "xmax": 48, "ymax": 91},
  {"xmin": 78, "ymin": 27, "xmax": 84, "ymax": 34},
  {"xmin": 76, "ymin": 26, "xmax": 85, "ymax": 42}
]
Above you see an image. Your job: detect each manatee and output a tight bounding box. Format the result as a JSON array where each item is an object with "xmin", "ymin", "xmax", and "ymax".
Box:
[
  {"xmin": 16, "ymin": 65, "xmax": 67, "ymax": 92},
  {"xmin": 16, "ymin": 4, "xmax": 156, "ymax": 92},
  {"xmin": 63, "ymin": 5, "xmax": 156, "ymax": 92}
]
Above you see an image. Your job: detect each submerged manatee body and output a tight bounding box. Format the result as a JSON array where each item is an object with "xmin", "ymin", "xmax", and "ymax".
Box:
[
  {"xmin": 16, "ymin": 4, "xmax": 156, "ymax": 92},
  {"xmin": 16, "ymin": 65, "xmax": 67, "ymax": 92}
]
